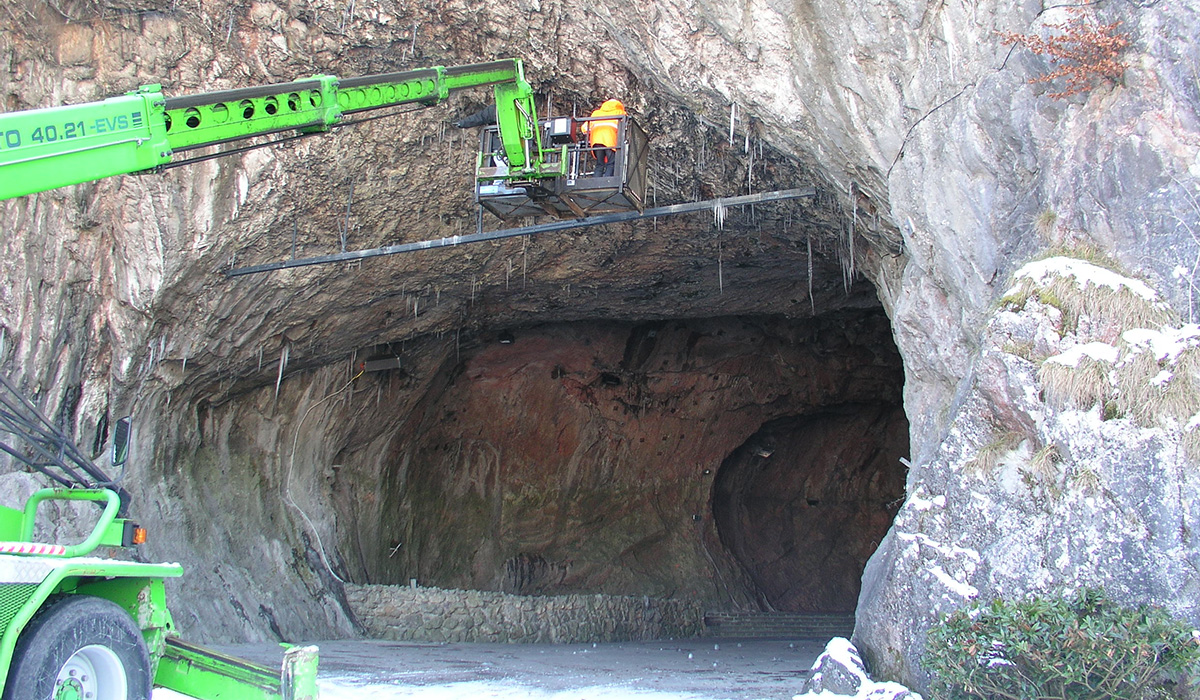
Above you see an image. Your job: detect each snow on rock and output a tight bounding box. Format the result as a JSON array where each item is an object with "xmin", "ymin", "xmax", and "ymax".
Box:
[
  {"xmin": 1044, "ymin": 341, "xmax": 1119, "ymax": 367},
  {"xmin": 1121, "ymin": 325, "xmax": 1200, "ymax": 362},
  {"xmin": 904, "ymin": 490, "xmax": 946, "ymax": 512},
  {"xmin": 1010, "ymin": 257, "xmax": 1159, "ymax": 300},
  {"xmin": 926, "ymin": 564, "xmax": 979, "ymax": 599},
  {"xmin": 795, "ymin": 638, "xmax": 921, "ymax": 699},
  {"xmin": 893, "ymin": 532, "xmax": 981, "ymax": 605}
]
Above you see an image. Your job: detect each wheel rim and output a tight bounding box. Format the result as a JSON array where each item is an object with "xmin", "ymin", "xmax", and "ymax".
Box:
[{"xmin": 54, "ymin": 644, "xmax": 128, "ymax": 700}]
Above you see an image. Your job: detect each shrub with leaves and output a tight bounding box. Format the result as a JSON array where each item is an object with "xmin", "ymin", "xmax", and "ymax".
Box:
[
  {"xmin": 1000, "ymin": 8, "xmax": 1131, "ymax": 98},
  {"xmin": 924, "ymin": 588, "xmax": 1200, "ymax": 700}
]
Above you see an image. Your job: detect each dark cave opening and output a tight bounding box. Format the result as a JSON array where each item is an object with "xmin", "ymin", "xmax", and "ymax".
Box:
[{"xmin": 711, "ymin": 405, "xmax": 909, "ymax": 613}]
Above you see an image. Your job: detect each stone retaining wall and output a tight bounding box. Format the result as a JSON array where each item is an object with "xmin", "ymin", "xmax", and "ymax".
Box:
[{"xmin": 345, "ymin": 584, "xmax": 704, "ymax": 643}]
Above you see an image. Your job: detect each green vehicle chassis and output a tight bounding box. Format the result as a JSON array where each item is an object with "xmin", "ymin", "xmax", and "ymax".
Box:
[{"xmin": 0, "ymin": 488, "xmax": 318, "ymax": 699}]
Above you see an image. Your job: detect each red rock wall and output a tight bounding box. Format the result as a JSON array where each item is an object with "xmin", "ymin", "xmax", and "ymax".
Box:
[{"xmin": 353, "ymin": 310, "xmax": 906, "ymax": 610}]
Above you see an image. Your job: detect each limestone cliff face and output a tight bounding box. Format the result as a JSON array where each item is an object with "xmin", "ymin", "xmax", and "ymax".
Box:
[
  {"xmin": 609, "ymin": 0, "xmax": 1200, "ymax": 684},
  {"xmin": 2, "ymin": 0, "xmax": 1199, "ymax": 689}
]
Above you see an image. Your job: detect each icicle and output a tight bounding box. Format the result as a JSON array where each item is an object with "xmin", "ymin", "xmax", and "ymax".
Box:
[
  {"xmin": 181, "ymin": 355, "xmax": 187, "ymax": 373},
  {"xmin": 728, "ymin": 103, "xmax": 736, "ymax": 146},
  {"xmin": 257, "ymin": 346, "xmax": 263, "ymax": 372},
  {"xmin": 712, "ymin": 200, "xmax": 726, "ymax": 230},
  {"xmin": 413, "ymin": 296, "xmax": 419, "ymax": 319},
  {"xmin": 274, "ymin": 343, "xmax": 289, "ymax": 400},
  {"xmin": 807, "ymin": 235, "xmax": 815, "ymax": 315},
  {"xmin": 506, "ymin": 258, "xmax": 512, "ymax": 289},
  {"xmin": 844, "ymin": 181, "xmax": 857, "ymax": 293},
  {"xmin": 744, "ymin": 130, "xmax": 749, "ymax": 154},
  {"xmin": 0, "ymin": 327, "xmax": 6, "ymax": 362},
  {"xmin": 718, "ymin": 239, "xmax": 724, "ymax": 294},
  {"xmin": 470, "ymin": 275, "xmax": 476, "ymax": 304}
]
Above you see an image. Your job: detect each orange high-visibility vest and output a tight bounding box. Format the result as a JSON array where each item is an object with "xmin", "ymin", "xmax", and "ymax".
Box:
[{"xmin": 585, "ymin": 99, "xmax": 626, "ymax": 148}]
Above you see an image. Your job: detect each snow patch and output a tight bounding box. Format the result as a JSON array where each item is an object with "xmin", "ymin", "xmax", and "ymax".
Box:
[
  {"xmin": 1122, "ymin": 325, "xmax": 1200, "ymax": 363},
  {"xmin": 1044, "ymin": 342, "xmax": 1119, "ymax": 367},
  {"xmin": 793, "ymin": 638, "xmax": 921, "ymax": 700},
  {"xmin": 813, "ymin": 637, "xmax": 861, "ymax": 674},
  {"xmin": 995, "ymin": 440, "xmax": 1033, "ymax": 494},
  {"xmin": 927, "ymin": 564, "xmax": 979, "ymax": 599},
  {"xmin": 1012, "ymin": 257, "xmax": 1158, "ymax": 300},
  {"xmin": 896, "ymin": 532, "xmax": 982, "ymax": 562},
  {"xmin": 906, "ymin": 492, "xmax": 946, "ymax": 511}
]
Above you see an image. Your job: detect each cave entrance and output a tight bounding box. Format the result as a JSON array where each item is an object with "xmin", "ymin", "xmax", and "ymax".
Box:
[
  {"xmin": 342, "ymin": 307, "xmax": 909, "ymax": 623},
  {"xmin": 712, "ymin": 405, "xmax": 909, "ymax": 613}
]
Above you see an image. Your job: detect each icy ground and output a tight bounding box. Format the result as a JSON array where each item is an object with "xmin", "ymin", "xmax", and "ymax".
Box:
[{"xmin": 153, "ymin": 638, "xmax": 828, "ymax": 700}]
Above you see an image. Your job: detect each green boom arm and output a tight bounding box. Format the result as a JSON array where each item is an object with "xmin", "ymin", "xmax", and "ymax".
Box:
[{"xmin": 0, "ymin": 58, "xmax": 539, "ymax": 200}]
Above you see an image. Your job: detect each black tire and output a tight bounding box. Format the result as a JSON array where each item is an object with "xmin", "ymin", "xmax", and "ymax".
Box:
[{"xmin": 2, "ymin": 595, "xmax": 151, "ymax": 700}]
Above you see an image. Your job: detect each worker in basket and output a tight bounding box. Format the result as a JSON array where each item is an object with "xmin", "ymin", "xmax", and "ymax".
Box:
[{"xmin": 583, "ymin": 99, "xmax": 626, "ymax": 177}]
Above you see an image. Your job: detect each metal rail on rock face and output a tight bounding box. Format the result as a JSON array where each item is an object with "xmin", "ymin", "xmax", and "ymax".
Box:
[{"xmin": 225, "ymin": 187, "xmax": 816, "ymax": 277}]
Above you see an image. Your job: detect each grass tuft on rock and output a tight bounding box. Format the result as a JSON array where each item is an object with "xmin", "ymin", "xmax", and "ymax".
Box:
[
  {"xmin": 964, "ymin": 429, "xmax": 1029, "ymax": 477},
  {"xmin": 1003, "ymin": 265, "xmax": 1172, "ymax": 340},
  {"xmin": 1009, "ymin": 254, "xmax": 1200, "ymax": 460},
  {"xmin": 1038, "ymin": 354, "xmax": 1112, "ymax": 410}
]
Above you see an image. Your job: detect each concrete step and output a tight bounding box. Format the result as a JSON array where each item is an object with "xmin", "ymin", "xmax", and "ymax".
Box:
[{"xmin": 703, "ymin": 611, "xmax": 856, "ymax": 639}]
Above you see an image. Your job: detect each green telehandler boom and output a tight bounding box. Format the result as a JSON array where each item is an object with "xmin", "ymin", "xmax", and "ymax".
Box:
[{"xmin": 0, "ymin": 58, "xmax": 557, "ymax": 200}]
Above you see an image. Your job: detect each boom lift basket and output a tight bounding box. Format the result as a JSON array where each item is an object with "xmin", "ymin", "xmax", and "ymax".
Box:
[{"xmin": 475, "ymin": 114, "xmax": 648, "ymax": 221}]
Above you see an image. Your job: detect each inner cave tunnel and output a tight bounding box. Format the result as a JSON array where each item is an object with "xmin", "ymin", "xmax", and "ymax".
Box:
[{"xmin": 331, "ymin": 304, "xmax": 908, "ymax": 615}]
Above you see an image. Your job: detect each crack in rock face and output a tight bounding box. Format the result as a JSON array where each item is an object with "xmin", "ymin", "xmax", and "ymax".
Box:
[{"xmin": 3, "ymin": 0, "xmax": 1200, "ymax": 691}]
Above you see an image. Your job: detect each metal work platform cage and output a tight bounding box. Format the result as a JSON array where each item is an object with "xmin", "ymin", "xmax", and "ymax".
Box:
[{"xmin": 475, "ymin": 113, "xmax": 648, "ymax": 221}]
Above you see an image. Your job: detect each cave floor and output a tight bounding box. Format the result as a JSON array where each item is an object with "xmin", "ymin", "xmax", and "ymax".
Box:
[{"xmin": 154, "ymin": 638, "xmax": 823, "ymax": 699}]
